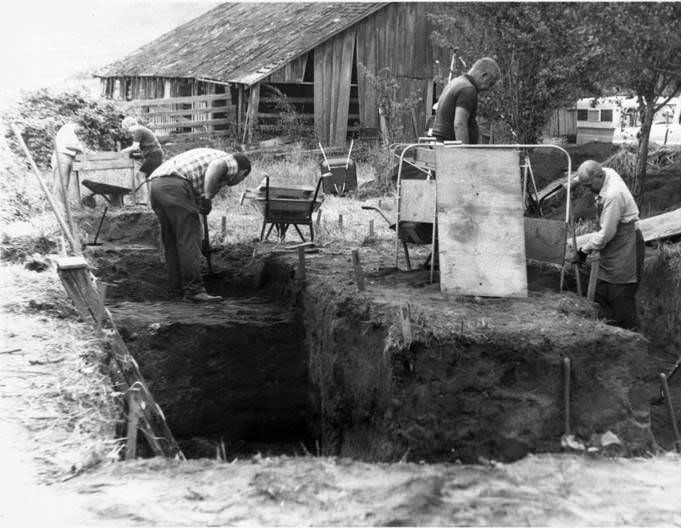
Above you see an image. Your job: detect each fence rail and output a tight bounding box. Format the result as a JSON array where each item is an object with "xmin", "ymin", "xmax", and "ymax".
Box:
[{"xmin": 129, "ymin": 94, "xmax": 235, "ymax": 139}]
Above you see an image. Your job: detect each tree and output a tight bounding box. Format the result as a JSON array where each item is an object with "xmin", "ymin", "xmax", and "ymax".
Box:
[
  {"xmin": 585, "ymin": 3, "xmax": 681, "ymax": 198},
  {"xmin": 429, "ymin": 3, "xmax": 601, "ymax": 143}
]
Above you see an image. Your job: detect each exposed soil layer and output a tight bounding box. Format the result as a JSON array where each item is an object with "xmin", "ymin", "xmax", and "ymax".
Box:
[
  {"xmin": 110, "ymin": 298, "xmax": 311, "ymax": 458},
  {"xmin": 87, "ymin": 210, "xmax": 674, "ymax": 463}
]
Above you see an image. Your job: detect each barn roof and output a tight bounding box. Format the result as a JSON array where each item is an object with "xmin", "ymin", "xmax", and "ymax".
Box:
[{"xmin": 95, "ymin": 2, "xmax": 387, "ymax": 86}]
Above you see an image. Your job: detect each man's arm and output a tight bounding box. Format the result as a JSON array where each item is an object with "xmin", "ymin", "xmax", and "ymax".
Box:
[
  {"xmin": 453, "ymin": 106, "xmax": 471, "ymax": 144},
  {"xmin": 121, "ymin": 141, "xmax": 140, "ymax": 154},
  {"xmin": 203, "ymin": 159, "xmax": 228, "ymax": 199},
  {"xmin": 581, "ymin": 196, "xmax": 621, "ymax": 252}
]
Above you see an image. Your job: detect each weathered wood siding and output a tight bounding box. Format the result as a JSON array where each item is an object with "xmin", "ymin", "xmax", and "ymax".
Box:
[
  {"xmin": 543, "ymin": 108, "xmax": 577, "ymax": 139},
  {"xmin": 355, "ymin": 3, "xmax": 434, "ymax": 140},
  {"xmin": 314, "ymin": 29, "xmax": 356, "ymax": 146},
  {"xmin": 265, "ymin": 54, "xmax": 309, "ymax": 84}
]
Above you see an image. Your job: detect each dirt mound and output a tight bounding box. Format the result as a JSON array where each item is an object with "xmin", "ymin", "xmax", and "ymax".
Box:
[{"xmin": 76, "ymin": 208, "xmax": 160, "ymax": 247}]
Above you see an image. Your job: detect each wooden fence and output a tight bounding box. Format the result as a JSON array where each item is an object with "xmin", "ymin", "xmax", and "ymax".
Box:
[
  {"xmin": 129, "ymin": 94, "xmax": 235, "ymax": 141},
  {"xmin": 543, "ymin": 108, "xmax": 577, "ymax": 140}
]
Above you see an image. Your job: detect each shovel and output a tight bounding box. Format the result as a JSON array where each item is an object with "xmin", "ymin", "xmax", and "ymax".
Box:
[{"xmin": 201, "ymin": 214, "xmax": 223, "ymax": 276}]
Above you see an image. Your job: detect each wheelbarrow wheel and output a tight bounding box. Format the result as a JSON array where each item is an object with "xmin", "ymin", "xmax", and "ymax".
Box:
[{"xmin": 81, "ymin": 195, "xmax": 97, "ymax": 209}]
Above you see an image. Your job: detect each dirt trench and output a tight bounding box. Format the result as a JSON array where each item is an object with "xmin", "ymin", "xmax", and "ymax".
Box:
[{"xmin": 84, "ymin": 211, "xmax": 678, "ymax": 464}]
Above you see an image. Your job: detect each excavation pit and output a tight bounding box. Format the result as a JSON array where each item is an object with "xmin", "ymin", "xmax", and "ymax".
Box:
[{"xmin": 84, "ymin": 211, "xmax": 678, "ymax": 462}]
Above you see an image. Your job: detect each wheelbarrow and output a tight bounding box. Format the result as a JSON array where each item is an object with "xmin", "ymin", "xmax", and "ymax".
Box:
[
  {"xmin": 362, "ymin": 204, "xmax": 435, "ymax": 270},
  {"xmin": 241, "ymin": 174, "xmax": 325, "ymax": 243},
  {"xmin": 80, "ymin": 179, "xmax": 131, "ymax": 208},
  {"xmin": 80, "ymin": 180, "xmax": 131, "ymax": 246}
]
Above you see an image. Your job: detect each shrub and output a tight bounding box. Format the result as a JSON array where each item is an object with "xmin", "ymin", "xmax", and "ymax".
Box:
[{"xmin": 3, "ymin": 87, "xmax": 129, "ymax": 168}]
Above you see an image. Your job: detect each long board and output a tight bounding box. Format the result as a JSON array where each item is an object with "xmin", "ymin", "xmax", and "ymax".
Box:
[
  {"xmin": 574, "ymin": 206, "xmax": 681, "ymax": 248},
  {"xmin": 436, "ymin": 147, "xmax": 527, "ymax": 297}
]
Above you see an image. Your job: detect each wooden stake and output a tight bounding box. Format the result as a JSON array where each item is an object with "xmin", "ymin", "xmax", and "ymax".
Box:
[
  {"xmin": 351, "ymin": 249, "xmax": 365, "ymax": 291},
  {"xmin": 95, "ymin": 282, "xmax": 107, "ymax": 334},
  {"xmin": 369, "ymin": 219, "xmax": 375, "ymax": 238},
  {"xmin": 297, "ymin": 246, "xmax": 306, "ymax": 283},
  {"xmin": 660, "ymin": 373, "xmax": 681, "ymax": 452},
  {"xmin": 338, "ymin": 214, "xmax": 344, "ymax": 232},
  {"xmin": 125, "ymin": 386, "xmax": 141, "ymax": 460},
  {"xmin": 587, "ymin": 253, "xmax": 600, "ymax": 302},
  {"xmin": 563, "ymin": 357, "xmax": 571, "ymax": 437},
  {"xmin": 316, "ymin": 209, "xmax": 322, "ymax": 230},
  {"xmin": 400, "ymin": 304, "xmax": 412, "ymax": 347},
  {"xmin": 221, "ymin": 216, "xmax": 227, "ymax": 242}
]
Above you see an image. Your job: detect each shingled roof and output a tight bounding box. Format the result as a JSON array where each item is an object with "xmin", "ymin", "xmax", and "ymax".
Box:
[{"xmin": 96, "ymin": 2, "xmax": 387, "ymax": 86}]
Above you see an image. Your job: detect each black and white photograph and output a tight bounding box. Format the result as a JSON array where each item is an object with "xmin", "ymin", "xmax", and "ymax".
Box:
[{"xmin": 1, "ymin": 1, "xmax": 681, "ymax": 525}]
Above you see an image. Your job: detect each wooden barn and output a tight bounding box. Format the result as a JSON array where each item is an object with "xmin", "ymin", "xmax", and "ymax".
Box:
[{"xmin": 95, "ymin": 2, "xmax": 449, "ymax": 146}]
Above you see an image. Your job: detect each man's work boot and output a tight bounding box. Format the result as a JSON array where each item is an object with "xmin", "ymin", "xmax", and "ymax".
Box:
[{"xmin": 185, "ymin": 292, "xmax": 222, "ymax": 303}]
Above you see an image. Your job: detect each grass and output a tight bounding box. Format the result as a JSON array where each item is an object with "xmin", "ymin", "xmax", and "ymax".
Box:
[{"xmin": 0, "ymin": 265, "xmax": 121, "ymax": 482}]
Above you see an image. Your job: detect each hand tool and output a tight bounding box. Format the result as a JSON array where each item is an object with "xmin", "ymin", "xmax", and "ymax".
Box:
[{"xmin": 201, "ymin": 213, "xmax": 222, "ymax": 276}]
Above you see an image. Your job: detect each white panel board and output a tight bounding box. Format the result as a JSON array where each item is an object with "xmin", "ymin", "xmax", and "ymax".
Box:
[
  {"xmin": 400, "ymin": 179, "xmax": 436, "ymax": 223},
  {"xmin": 436, "ymin": 147, "xmax": 527, "ymax": 297}
]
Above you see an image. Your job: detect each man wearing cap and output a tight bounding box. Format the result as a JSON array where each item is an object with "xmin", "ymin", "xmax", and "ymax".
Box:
[
  {"xmin": 121, "ymin": 117, "xmax": 164, "ymax": 202},
  {"xmin": 431, "ymin": 57, "xmax": 501, "ymax": 144},
  {"xmin": 148, "ymin": 148, "xmax": 251, "ymax": 302},
  {"xmin": 575, "ymin": 160, "xmax": 644, "ymax": 330}
]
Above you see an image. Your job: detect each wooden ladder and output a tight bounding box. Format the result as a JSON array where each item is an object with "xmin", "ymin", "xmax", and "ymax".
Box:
[{"xmin": 57, "ymin": 256, "xmax": 184, "ymax": 460}]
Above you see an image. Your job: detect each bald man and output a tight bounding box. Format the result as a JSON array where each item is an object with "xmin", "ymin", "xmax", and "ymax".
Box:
[
  {"xmin": 431, "ymin": 57, "xmax": 501, "ymax": 143},
  {"xmin": 576, "ymin": 160, "xmax": 644, "ymax": 330}
]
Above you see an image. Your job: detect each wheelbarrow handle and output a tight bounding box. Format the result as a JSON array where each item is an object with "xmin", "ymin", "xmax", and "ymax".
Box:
[{"xmin": 361, "ymin": 205, "xmax": 392, "ymax": 227}]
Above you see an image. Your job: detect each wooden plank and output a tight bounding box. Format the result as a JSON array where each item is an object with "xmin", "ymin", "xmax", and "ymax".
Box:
[
  {"xmin": 414, "ymin": 146, "xmax": 436, "ymax": 169},
  {"xmin": 332, "ymin": 29, "xmax": 355, "ymax": 146},
  {"xmin": 139, "ymin": 106, "xmax": 235, "ymax": 119},
  {"xmin": 157, "ymin": 129, "xmax": 234, "ymax": 142},
  {"xmin": 145, "ymin": 118, "xmax": 233, "ymax": 130},
  {"xmin": 56, "ymin": 265, "xmax": 183, "ymax": 459},
  {"xmin": 400, "ymin": 179, "xmax": 436, "ymax": 223},
  {"xmin": 436, "ymin": 147, "xmax": 527, "ymax": 298},
  {"xmin": 130, "ymin": 93, "xmax": 230, "ymax": 106},
  {"xmin": 574, "ymin": 206, "xmax": 681, "ymax": 248},
  {"xmin": 524, "ymin": 217, "xmax": 566, "ymax": 264}
]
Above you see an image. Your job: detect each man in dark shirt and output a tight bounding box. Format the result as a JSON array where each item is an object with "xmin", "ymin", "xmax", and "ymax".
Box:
[
  {"xmin": 431, "ymin": 57, "xmax": 501, "ymax": 143},
  {"xmin": 121, "ymin": 117, "xmax": 164, "ymax": 203}
]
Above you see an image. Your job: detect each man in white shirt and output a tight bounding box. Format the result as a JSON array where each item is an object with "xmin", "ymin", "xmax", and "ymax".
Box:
[
  {"xmin": 576, "ymin": 160, "xmax": 644, "ymax": 330},
  {"xmin": 51, "ymin": 122, "xmax": 86, "ymax": 203}
]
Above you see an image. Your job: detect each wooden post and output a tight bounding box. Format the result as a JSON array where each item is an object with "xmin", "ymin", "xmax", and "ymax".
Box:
[
  {"xmin": 338, "ymin": 214, "xmax": 344, "ymax": 232},
  {"xmin": 130, "ymin": 158, "xmax": 137, "ymax": 206},
  {"xmin": 125, "ymin": 385, "xmax": 141, "ymax": 460},
  {"xmin": 95, "ymin": 282, "xmax": 107, "ymax": 334},
  {"xmin": 587, "ymin": 253, "xmax": 600, "ymax": 302},
  {"xmin": 56, "ymin": 257, "xmax": 184, "ymax": 459},
  {"xmin": 399, "ymin": 304, "xmax": 412, "ymax": 347},
  {"xmin": 660, "ymin": 373, "xmax": 681, "ymax": 452},
  {"xmin": 221, "ymin": 216, "xmax": 227, "ymax": 242},
  {"xmin": 369, "ymin": 219, "xmax": 375, "ymax": 238},
  {"xmin": 297, "ymin": 246, "xmax": 306, "ymax": 284},
  {"xmin": 351, "ymin": 249, "xmax": 365, "ymax": 291},
  {"xmin": 563, "ymin": 357, "xmax": 571, "ymax": 437}
]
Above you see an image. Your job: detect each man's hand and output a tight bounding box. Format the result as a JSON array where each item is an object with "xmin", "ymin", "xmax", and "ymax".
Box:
[{"xmin": 198, "ymin": 196, "xmax": 212, "ymax": 215}]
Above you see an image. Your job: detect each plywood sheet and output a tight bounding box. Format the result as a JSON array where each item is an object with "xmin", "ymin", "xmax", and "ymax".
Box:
[
  {"xmin": 436, "ymin": 147, "xmax": 527, "ymax": 297},
  {"xmin": 524, "ymin": 217, "xmax": 566, "ymax": 265},
  {"xmin": 400, "ymin": 179, "xmax": 436, "ymax": 223}
]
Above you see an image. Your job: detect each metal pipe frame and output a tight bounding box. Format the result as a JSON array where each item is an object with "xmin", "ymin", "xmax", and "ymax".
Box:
[{"xmin": 391, "ymin": 143, "xmax": 573, "ymax": 289}]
